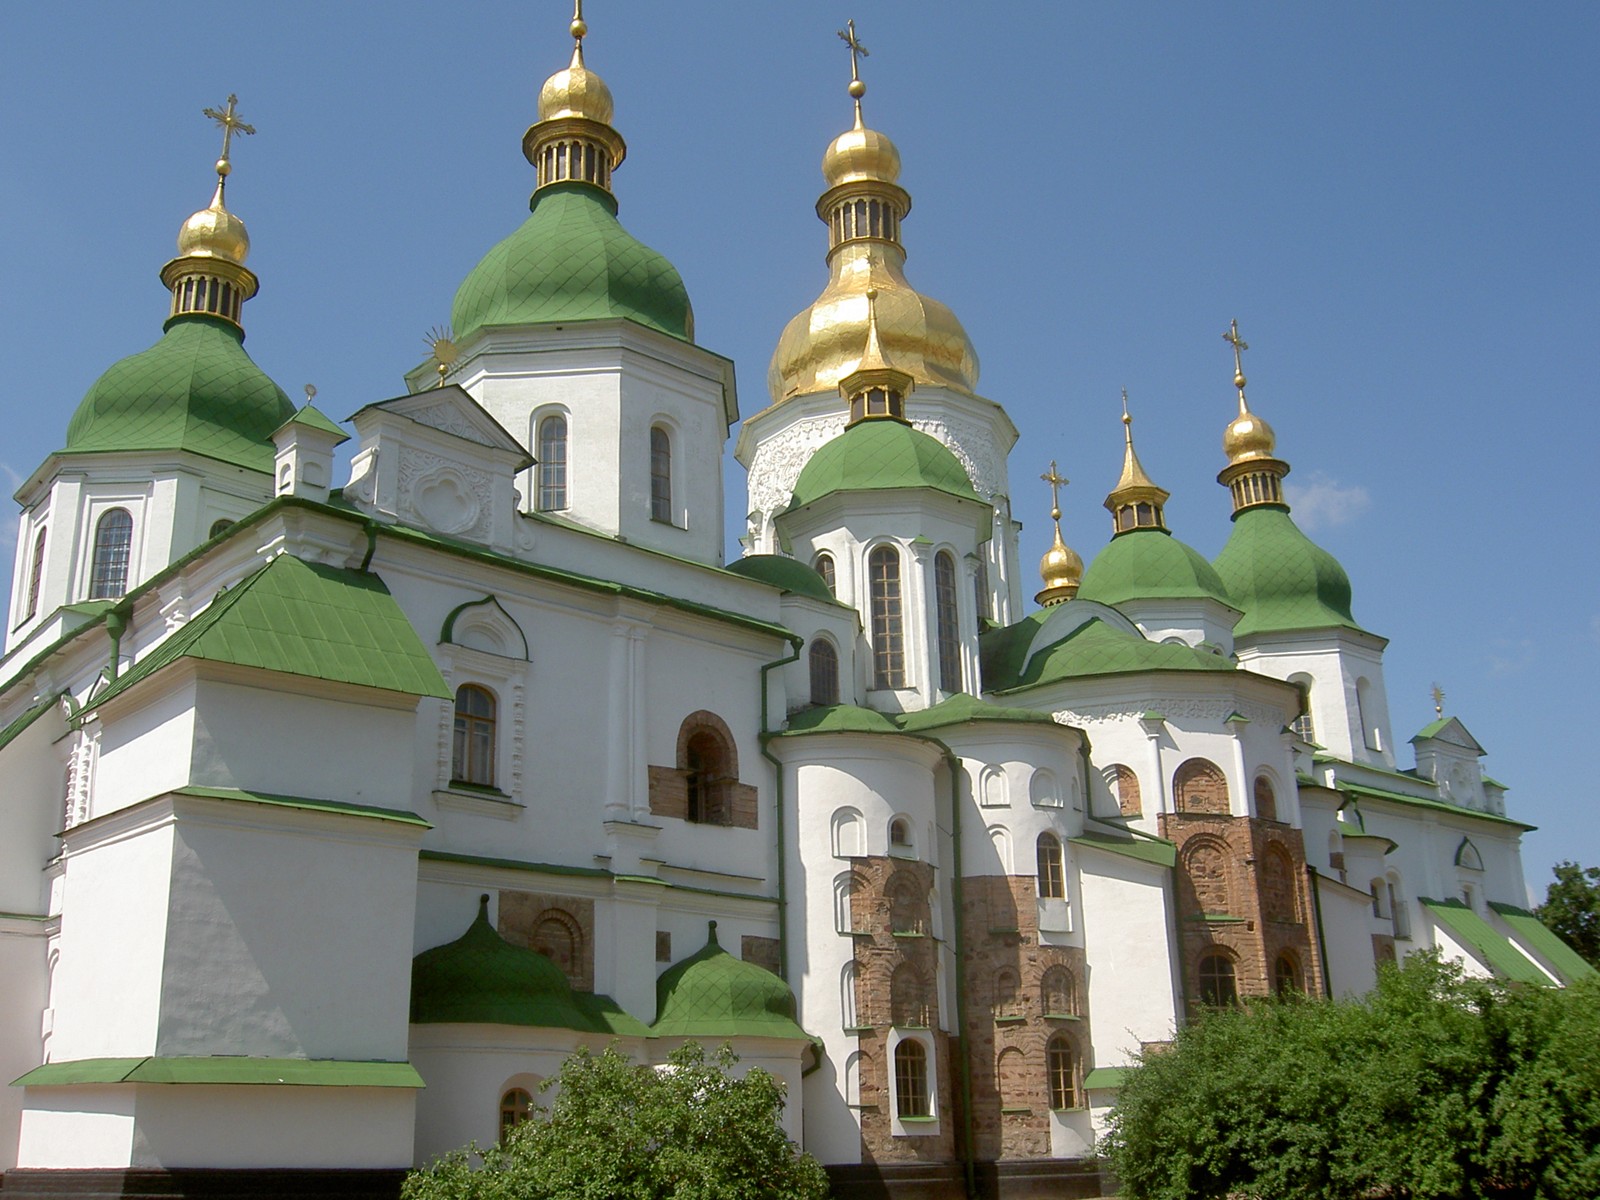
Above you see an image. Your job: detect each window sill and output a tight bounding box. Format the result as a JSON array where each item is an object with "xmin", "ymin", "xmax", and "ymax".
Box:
[
  {"xmin": 891, "ymin": 930, "xmax": 928, "ymax": 939},
  {"xmin": 994, "ymin": 1015, "xmax": 1027, "ymax": 1026},
  {"xmin": 649, "ymin": 516, "xmax": 682, "ymax": 530},
  {"xmin": 897, "ymin": 1115, "xmax": 939, "ymax": 1125},
  {"xmin": 844, "ymin": 1025, "xmax": 877, "ymax": 1035},
  {"xmin": 1042, "ymin": 1012, "xmax": 1082, "ymax": 1022},
  {"xmin": 433, "ymin": 787, "xmax": 524, "ymax": 820},
  {"xmin": 1000, "ymin": 1107, "xmax": 1033, "ymax": 1116}
]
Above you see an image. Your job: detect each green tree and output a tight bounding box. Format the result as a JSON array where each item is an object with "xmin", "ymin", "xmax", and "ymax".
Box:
[
  {"xmin": 1101, "ymin": 953, "xmax": 1600, "ymax": 1200},
  {"xmin": 402, "ymin": 1042, "xmax": 828, "ymax": 1200},
  {"xmin": 1536, "ymin": 861, "xmax": 1600, "ymax": 967}
]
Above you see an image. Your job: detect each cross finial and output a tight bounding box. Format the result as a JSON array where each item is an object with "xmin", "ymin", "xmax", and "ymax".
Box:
[
  {"xmin": 837, "ymin": 19, "xmax": 870, "ymax": 119},
  {"xmin": 1431, "ymin": 682, "xmax": 1445, "ymax": 718},
  {"xmin": 1223, "ymin": 318, "xmax": 1249, "ymax": 401},
  {"xmin": 1041, "ymin": 460, "xmax": 1068, "ymax": 522},
  {"xmin": 201, "ymin": 94, "xmax": 255, "ymax": 180}
]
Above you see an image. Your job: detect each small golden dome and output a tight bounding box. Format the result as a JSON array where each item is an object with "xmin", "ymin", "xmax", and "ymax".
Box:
[
  {"xmin": 1223, "ymin": 401, "xmax": 1277, "ymax": 464},
  {"xmin": 1040, "ymin": 529, "xmax": 1084, "ymax": 592},
  {"xmin": 537, "ymin": 46, "xmax": 615, "ymax": 125},
  {"xmin": 823, "ymin": 119, "xmax": 902, "ymax": 188},
  {"xmin": 176, "ymin": 179, "xmax": 250, "ymax": 265}
]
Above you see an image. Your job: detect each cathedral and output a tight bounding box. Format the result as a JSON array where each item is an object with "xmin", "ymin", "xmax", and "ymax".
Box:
[{"xmin": 0, "ymin": 10, "xmax": 1589, "ymax": 1200}]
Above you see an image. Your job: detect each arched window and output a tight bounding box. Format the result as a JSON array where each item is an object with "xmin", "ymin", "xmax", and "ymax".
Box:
[
  {"xmin": 1184, "ymin": 839, "xmax": 1230, "ymax": 914},
  {"xmin": 887, "ymin": 873, "xmax": 928, "ymax": 934},
  {"xmin": 1173, "ymin": 758, "xmax": 1229, "ymax": 815},
  {"xmin": 500, "ymin": 1088, "xmax": 533, "ymax": 1137},
  {"xmin": 24, "ymin": 527, "xmax": 47, "ymax": 620},
  {"xmin": 1356, "ymin": 677, "xmax": 1382, "ymax": 751},
  {"xmin": 868, "ymin": 545, "xmax": 904, "ymax": 689},
  {"xmin": 841, "ymin": 962, "xmax": 860, "ymax": 1028},
  {"xmin": 812, "ymin": 551, "xmax": 836, "ymax": 596},
  {"xmin": 1036, "ymin": 833, "xmax": 1065, "ymax": 900},
  {"xmin": 531, "ymin": 909, "xmax": 583, "ymax": 985},
  {"xmin": 889, "ymin": 816, "xmax": 913, "ymax": 851},
  {"xmin": 88, "ymin": 508, "xmax": 133, "ymax": 599},
  {"xmin": 1198, "ymin": 951, "xmax": 1237, "ymax": 1007},
  {"xmin": 451, "ymin": 684, "xmax": 497, "ymax": 787},
  {"xmin": 1274, "ymin": 953, "xmax": 1300, "ymax": 996},
  {"xmin": 649, "ymin": 425, "xmax": 672, "ymax": 523},
  {"xmin": 831, "ymin": 808, "xmax": 865, "ymax": 858},
  {"xmin": 1107, "ymin": 765, "xmax": 1141, "ymax": 817},
  {"xmin": 1288, "ymin": 674, "xmax": 1315, "ymax": 743},
  {"xmin": 833, "ymin": 872, "xmax": 861, "ymax": 934},
  {"xmin": 890, "ymin": 963, "xmax": 930, "ymax": 1027},
  {"xmin": 536, "ymin": 414, "xmax": 568, "ymax": 511},
  {"xmin": 934, "ymin": 550, "xmax": 961, "ymax": 693},
  {"xmin": 809, "ymin": 639, "xmax": 840, "ymax": 706},
  {"xmin": 894, "ymin": 1040, "xmax": 930, "ymax": 1118},
  {"xmin": 674, "ymin": 713, "xmax": 739, "ymax": 826},
  {"xmin": 1047, "ymin": 1036, "xmax": 1077, "ymax": 1110},
  {"xmin": 1254, "ymin": 775, "xmax": 1278, "ymax": 822},
  {"xmin": 993, "ymin": 968, "xmax": 1021, "ymax": 1019},
  {"xmin": 1262, "ymin": 845, "xmax": 1298, "ymax": 922},
  {"xmin": 208, "ymin": 518, "xmax": 233, "ymax": 540},
  {"xmin": 1041, "ymin": 965, "xmax": 1077, "ymax": 1017}
]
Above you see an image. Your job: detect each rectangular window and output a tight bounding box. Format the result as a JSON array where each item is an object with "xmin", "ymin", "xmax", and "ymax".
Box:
[
  {"xmin": 894, "ymin": 1041, "xmax": 929, "ymax": 1119},
  {"xmin": 650, "ymin": 426, "xmax": 673, "ymax": 524},
  {"xmin": 869, "ymin": 546, "xmax": 904, "ymax": 688},
  {"xmin": 934, "ymin": 551, "xmax": 961, "ymax": 693}
]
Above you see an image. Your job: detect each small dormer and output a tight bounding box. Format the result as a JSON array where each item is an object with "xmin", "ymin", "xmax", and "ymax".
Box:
[
  {"xmin": 1410, "ymin": 716, "xmax": 1487, "ymax": 812},
  {"xmin": 272, "ymin": 402, "xmax": 349, "ymax": 503}
]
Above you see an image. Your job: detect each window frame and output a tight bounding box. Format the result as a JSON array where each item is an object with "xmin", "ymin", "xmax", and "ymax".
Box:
[
  {"xmin": 1198, "ymin": 950, "xmax": 1238, "ymax": 1008},
  {"xmin": 933, "ymin": 549, "xmax": 961, "ymax": 693},
  {"xmin": 1046, "ymin": 1035, "xmax": 1078, "ymax": 1111},
  {"xmin": 649, "ymin": 423, "xmax": 674, "ymax": 525},
  {"xmin": 24, "ymin": 525, "xmax": 47, "ymax": 621},
  {"xmin": 87, "ymin": 507, "xmax": 134, "ymax": 600},
  {"xmin": 1036, "ymin": 832, "xmax": 1066, "ymax": 900},
  {"xmin": 451, "ymin": 683, "xmax": 499, "ymax": 789},
  {"xmin": 893, "ymin": 1037, "xmax": 931, "ymax": 1119},
  {"xmin": 867, "ymin": 544, "xmax": 905, "ymax": 689},
  {"xmin": 535, "ymin": 412, "xmax": 569, "ymax": 512},
  {"xmin": 809, "ymin": 637, "xmax": 840, "ymax": 706}
]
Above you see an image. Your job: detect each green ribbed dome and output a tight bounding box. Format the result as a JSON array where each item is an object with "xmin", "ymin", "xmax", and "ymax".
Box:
[
  {"xmin": 724, "ymin": 554, "xmax": 835, "ymax": 602},
  {"xmin": 1077, "ymin": 528, "xmax": 1233, "ymax": 608},
  {"xmin": 451, "ymin": 182, "xmax": 693, "ymax": 344},
  {"xmin": 1212, "ymin": 506, "xmax": 1363, "ymax": 638},
  {"xmin": 1015, "ymin": 618, "xmax": 1236, "ymax": 688},
  {"xmin": 652, "ymin": 923, "xmax": 809, "ymax": 1040},
  {"xmin": 788, "ymin": 420, "xmax": 980, "ymax": 509},
  {"xmin": 410, "ymin": 896, "xmax": 596, "ymax": 1031},
  {"xmin": 64, "ymin": 316, "xmax": 293, "ymax": 473}
]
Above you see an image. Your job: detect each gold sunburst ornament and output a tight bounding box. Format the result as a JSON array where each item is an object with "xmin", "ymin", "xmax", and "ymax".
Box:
[{"xmin": 424, "ymin": 326, "xmax": 459, "ymax": 387}]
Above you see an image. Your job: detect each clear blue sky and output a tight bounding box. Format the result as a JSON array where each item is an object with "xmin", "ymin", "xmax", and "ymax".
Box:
[{"xmin": 3, "ymin": 3, "xmax": 1596, "ymax": 895}]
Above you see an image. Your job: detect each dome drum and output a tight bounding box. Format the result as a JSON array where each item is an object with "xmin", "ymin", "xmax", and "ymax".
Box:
[
  {"xmin": 1218, "ymin": 457, "xmax": 1289, "ymax": 514},
  {"xmin": 160, "ymin": 255, "xmax": 258, "ymax": 328},
  {"xmin": 523, "ymin": 115, "xmax": 626, "ymax": 192},
  {"xmin": 816, "ymin": 180, "xmax": 911, "ymax": 256}
]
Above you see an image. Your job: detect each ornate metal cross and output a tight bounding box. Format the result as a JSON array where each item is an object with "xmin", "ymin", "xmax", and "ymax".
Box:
[
  {"xmin": 1041, "ymin": 461, "xmax": 1068, "ymax": 519},
  {"xmin": 1223, "ymin": 318, "xmax": 1249, "ymax": 381},
  {"xmin": 201, "ymin": 94, "xmax": 255, "ymax": 166},
  {"xmin": 838, "ymin": 19, "xmax": 869, "ymax": 83}
]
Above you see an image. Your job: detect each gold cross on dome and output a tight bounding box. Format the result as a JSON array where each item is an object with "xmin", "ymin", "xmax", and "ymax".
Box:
[
  {"xmin": 201, "ymin": 94, "xmax": 255, "ymax": 166},
  {"xmin": 1041, "ymin": 460, "xmax": 1068, "ymax": 520},
  {"xmin": 1223, "ymin": 318, "xmax": 1249, "ymax": 383},
  {"xmin": 838, "ymin": 19, "xmax": 870, "ymax": 83}
]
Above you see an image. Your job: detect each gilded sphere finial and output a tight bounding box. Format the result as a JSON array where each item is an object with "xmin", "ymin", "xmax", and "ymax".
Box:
[
  {"xmin": 570, "ymin": 17, "xmax": 587, "ymax": 38},
  {"xmin": 1235, "ymin": 369, "xmax": 1247, "ymax": 390},
  {"xmin": 215, "ymin": 158, "xmax": 231, "ymax": 178},
  {"xmin": 848, "ymin": 78, "xmax": 866, "ymax": 99}
]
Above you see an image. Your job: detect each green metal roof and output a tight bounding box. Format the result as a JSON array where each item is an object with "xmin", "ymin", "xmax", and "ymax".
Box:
[
  {"xmin": 978, "ymin": 610, "xmax": 1049, "ymax": 691},
  {"xmin": 14, "ymin": 1057, "xmax": 423, "ymax": 1088},
  {"xmin": 787, "ymin": 420, "xmax": 983, "ymax": 509},
  {"xmin": 1337, "ymin": 780, "xmax": 1535, "ymax": 831},
  {"xmin": 1004, "ymin": 618, "xmax": 1235, "ymax": 690},
  {"xmin": 1212, "ymin": 505, "xmax": 1365, "ymax": 639},
  {"xmin": 724, "ymin": 554, "xmax": 836, "ymax": 603},
  {"xmin": 1420, "ymin": 898, "xmax": 1551, "ymax": 985},
  {"xmin": 0, "ymin": 693, "xmax": 61, "ymax": 755},
  {"xmin": 88, "ymin": 554, "xmax": 450, "ymax": 710},
  {"xmin": 1077, "ymin": 528, "xmax": 1233, "ymax": 608},
  {"xmin": 63, "ymin": 316, "xmax": 294, "ymax": 473},
  {"xmin": 169, "ymin": 785, "xmax": 429, "ymax": 829},
  {"xmin": 1070, "ymin": 831, "xmax": 1177, "ymax": 869},
  {"xmin": 451, "ymin": 182, "xmax": 693, "ymax": 344},
  {"xmin": 1488, "ymin": 902, "xmax": 1598, "ymax": 985},
  {"xmin": 651, "ymin": 922, "xmax": 810, "ymax": 1040},
  {"xmin": 273, "ymin": 402, "xmax": 348, "ymax": 442},
  {"xmin": 1082, "ymin": 1066, "xmax": 1132, "ymax": 1089},
  {"xmin": 410, "ymin": 895, "xmax": 633, "ymax": 1033},
  {"xmin": 896, "ymin": 692, "xmax": 1057, "ymax": 733},
  {"xmin": 782, "ymin": 704, "xmax": 900, "ymax": 735}
]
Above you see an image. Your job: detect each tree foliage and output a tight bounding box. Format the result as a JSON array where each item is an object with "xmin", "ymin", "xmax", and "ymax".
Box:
[
  {"xmin": 1102, "ymin": 953, "xmax": 1600, "ymax": 1200},
  {"xmin": 1536, "ymin": 861, "xmax": 1600, "ymax": 967},
  {"xmin": 401, "ymin": 1042, "xmax": 828, "ymax": 1200}
]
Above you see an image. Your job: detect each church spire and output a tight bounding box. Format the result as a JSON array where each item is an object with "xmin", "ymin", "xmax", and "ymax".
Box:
[
  {"xmin": 525, "ymin": 0, "xmax": 626, "ymax": 196},
  {"xmin": 1217, "ymin": 319, "xmax": 1291, "ymax": 516},
  {"xmin": 160, "ymin": 94, "xmax": 259, "ymax": 330},
  {"xmin": 1104, "ymin": 390, "xmax": 1170, "ymax": 534},
  {"xmin": 1036, "ymin": 461, "xmax": 1083, "ymax": 607}
]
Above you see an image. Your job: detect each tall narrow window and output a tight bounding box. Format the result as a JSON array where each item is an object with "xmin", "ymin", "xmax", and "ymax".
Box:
[
  {"xmin": 868, "ymin": 545, "xmax": 904, "ymax": 689},
  {"xmin": 88, "ymin": 509, "xmax": 133, "ymax": 600},
  {"xmin": 1036, "ymin": 833, "xmax": 1065, "ymax": 899},
  {"xmin": 1289, "ymin": 675, "xmax": 1315, "ymax": 743},
  {"xmin": 452, "ymin": 684, "xmax": 497, "ymax": 787},
  {"xmin": 1047, "ymin": 1036, "xmax": 1077, "ymax": 1110},
  {"xmin": 536, "ymin": 415, "xmax": 568, "ymax": 511},
  {"xmin": 809, "ymin": 639, "xmax": 839, "ymax": 706},
  {"xmin": 650, "ymin": 425, "xmax": 673, "ymax": 523},
  {"xmin": 1254, "ymin": 776, "xmax": 1278, "ymax": 822},
  {"xmin": 24, "ymin": 527, "xmax": 47, "ymax": 620},
  {"xmin": 812, "ymin": 552, "xmax": 836, "ymax": 596},
  {"xmin": 1198, "ymin": 952, "xmax": 1237, "ymax": 1007},
  {"xmin": 934, "ymin": 550, "xmax": 961, "ymax": 693},
  {"xmin": 894, "ymin": 1040, "xmax": 929, "ymax": 1118},
  {"xmin": 1274, "ymin": 954, "xmax": 1300, "ymax": 996},
  {"xmin": 500, "ymin": 1088, "xmax": 533, "ymax": 1138},
  {"xmin": 974, "ymin": 556, "xmax": 990, "ymax": 623}
]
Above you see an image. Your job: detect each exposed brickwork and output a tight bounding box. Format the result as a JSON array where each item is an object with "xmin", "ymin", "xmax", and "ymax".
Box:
[
  {"xmin": 648, "ymin": 764, "xmax": 688, "ymax": 820},
  {"xmin": 646, "ymin": 711, "xmax": 758, "ymax": 828},
  {"xmin": 960, "ymin": 874, "xmax": 1090, "ymax": 1162},
  {"xmin": 497, "ymin": 890, "xmax": 596, "ymax": 993},
  {"xmin": 1172, "ymin": 757, "xmax": 1229, "ymax": 815},
  {"xmin": 1110, "ymin": 764, "xmax": 1141, "ymax": 816},
  {"xmin": 1160, "ymin": 813, "xmax": 1322, "ymax": 1006},
  {"xmin": 742, "ymin": 934, "xmax": 781, "ymax": 975}
]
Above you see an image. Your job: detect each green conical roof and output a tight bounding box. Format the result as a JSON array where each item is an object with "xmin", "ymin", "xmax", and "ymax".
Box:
[
  {"xmin": 1212, "ymin": 506, "xmax": 1363, "ymax": 638},
  {"xmin": 1077, "ymin": 527, "xmax": 1233, "ymax": 608},
  {"xmin": 652, "ymin": 922, "xmax": 809, "ymax": 1040},
  {"xmin": 451, "ymin": 182, "xmax": 692, "ymax": 344},
  {"xmin": 410, "ymin": 895, "xmax": 599, "ymax": 1031},
  {"xmin": 64, "ymin": 316, "xmax": 293, "ymax": 472},
  {"xmin": 788, "ymin": 420, "xmax": 982, "ymax": 510}
]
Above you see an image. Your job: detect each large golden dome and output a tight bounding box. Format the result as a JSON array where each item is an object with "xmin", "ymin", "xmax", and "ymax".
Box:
[{"xmin": 176, "ymin": 175, "xmax": 250, "ymax": 265}]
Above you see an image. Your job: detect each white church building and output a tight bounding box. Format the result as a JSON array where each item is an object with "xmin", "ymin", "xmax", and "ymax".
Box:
[{"xmin": 0, "ymin": 12, "xmax": 1589, "ymax": 1200}]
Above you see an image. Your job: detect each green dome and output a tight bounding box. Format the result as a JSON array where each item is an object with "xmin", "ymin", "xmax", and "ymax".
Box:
[
  {"xmin": 652, "ymin": 922, "xmax": 809, "ymax": 1040},
  {"xmin": 783, "ymin": 704, "xmax": 900, "ymax": 735},
  {"xmin": 451, "ymin": 182, "xmax": 693, "ymax": 344},
  {"xmin": 788, "ymin": 420, "xmax": 981, "ymax": 510},
  {"xmin": 724, "ymin": 554, "xmax": 835, "ymax": 602},
  {"xmin": 1212, "ymin": 505, "xmax": 1363, "ymax": 638},
  {"xmin": 1077, "ymin": 528, "xmax": 1234, "ymax": 609},
  {"xmin": 410, "ymin": 895, "xmax": 596, "ymax": 1031},
  {"xmin": 1014, "ymin": 618, "xmax": 1236, "ymax": 688},
  {"xmin": 64, "ymin": 316, "xmax": 293, "ymax": 473}
]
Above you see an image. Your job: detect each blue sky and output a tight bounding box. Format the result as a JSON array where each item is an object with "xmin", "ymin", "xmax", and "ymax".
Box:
[{"xmin": 2, "ymin": 3, "xmax": 1596, "ymax": 895}]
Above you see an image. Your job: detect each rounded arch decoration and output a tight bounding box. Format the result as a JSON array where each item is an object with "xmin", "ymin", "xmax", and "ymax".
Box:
[
  {"xmin": 1182, "ymin": 836, "xmax": 1231, "ymax": 915},
  {"xmin": 1173, "ymin": 757, "xmax": 1229, "ymax": 815}
]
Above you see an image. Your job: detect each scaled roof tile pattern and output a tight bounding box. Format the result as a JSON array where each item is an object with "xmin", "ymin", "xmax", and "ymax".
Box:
[
  {"xmin": 1009, "ymin": 618, "xmax": 1235, "ymax": 689},
  {"xmin": 1213, "ymin": 505, "xmax": 1365, "ymax": 638},
  {"xmin": 90, "ymin": 554, "xmax": 450, "ymax": 708},
  {"xmin": 788, "ymin": 419, "xmax": 983, "ymax": 509},
  {"xmin": 1077, "ymin": 528, "xmax": 1234, "ymax": 608},
  {"xmin": 64, "ymin": 317, "xmax": 294, "ymax": 473},
  {"xmin": 651, "ymin": 923, "xmax": 810, "ymax": 1040}
]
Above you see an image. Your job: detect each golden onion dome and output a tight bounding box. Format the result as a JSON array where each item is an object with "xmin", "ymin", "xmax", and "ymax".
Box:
[
  {"xmin": 537, "ymin": 43, "xmax": 615, "ymax": 125},
  {"xmin": 823, "ymin": 119, "xmax": 902, "ymax": 187},
  {"xmin": 176, "ymin": 173, "xmax": 250, "ymax": 265},
  {"xmin": 1223, "ymin": 401, "xmax": 1277, "ymax": 464},
  {"xmin": 1040, "ymin": 530, "xmax": 1084, "ymax": 593}
]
